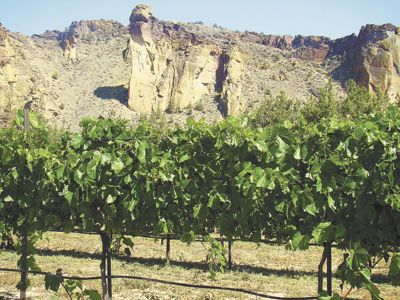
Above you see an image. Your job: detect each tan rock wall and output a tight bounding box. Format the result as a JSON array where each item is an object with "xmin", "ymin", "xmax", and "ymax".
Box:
[
  {"xmin": 356, "ymin": 33, "xmax": 400, "ymax": 101},
  {"xmin": 0, "ymin": 28, "xmax": 17, "ymax": 113},
  {"xmin": 127, "ymin": 6, "xmax": 222, "ymax": 114},
  {"xmin": 220, "ymin": 49, "xmax": 244, "ymax": 116},
  {"xmin": 126, "ymin": 5, "xmax": 245, "ymax": 116}
]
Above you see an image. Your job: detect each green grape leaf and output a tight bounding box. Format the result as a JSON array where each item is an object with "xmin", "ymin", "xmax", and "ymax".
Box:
[
  {"xmin": 312, "ymin": 222, "xmax": 334, "ymax": 245},
  {"xmin": 83, "ymin": 290, "xmax": 102, "ymax": 300},
  {"xmin": 65, "ymin": 191, "xmax": 73, "ymax": 206},
  {"xmin": 70, "ymin": 135, "xmax": 83, "ymax": 148},
  {"xmin": 44, "ymin": 269, "xmax": 63, "ymax": 292}
]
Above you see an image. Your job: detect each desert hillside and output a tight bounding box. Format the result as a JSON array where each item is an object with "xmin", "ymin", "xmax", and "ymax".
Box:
[{"xmin": 0, "ymin": 4, "xmax": 399, "ymax": 130}]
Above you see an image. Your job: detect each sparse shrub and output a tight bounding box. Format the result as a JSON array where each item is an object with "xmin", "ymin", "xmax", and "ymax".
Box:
[
  {"xmin": 155, "ymin": 102, "xmax": 162, "ymax": 119},
  {"xmin": 194, "ymin": 100, "xmax": 205, "ymax": 112},
  {"xmin": 302, "ymin": 81, "xmax": 338, "ymax": 123},
  {"xmin": 264, "ymin": 88, "xmax": 272, "ymax": 96},
  {"xmin": 306, "ymin": 71, "xmax": 313, "ymax": 81},
  {"xmin": 81, "ymin": 33, "xmax": 95, "ymax": 42},
  {"xmin": 187, "ymin": 102, "xmax": 193, "ymax": 115},
  {"xmin": 258, "ymin": 62, "xmax": 270, "ymax": 70},
  {"xmin": 272, "ymin": 53, "xmax": 282, "ymax": 62},
  {"xmin": 166, "ymin": 98, "xmax": 178, "ymax": 114},
  {"xmin": 340, "ymin": 80, "xmax": 389, "ymax": 118}
]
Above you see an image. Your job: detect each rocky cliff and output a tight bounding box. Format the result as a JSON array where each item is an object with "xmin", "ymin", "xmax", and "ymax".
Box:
[
  {"xmin": 124, "ymin": 5, "xmax": 233, "ymax": 115},
  {"xmin": 0, "ymin": 4, "xmax": 399, "ymax": 129},
  {"xmin": 352, "ymin": 24, "xmax": 400, "ymax": 100},
  {"xmin": 0, "ymin": 24, "xmax": 30, "ymax": 125},
  {"xmin": 231, "ymin": 23, "xmax": 400, "ymax": 101},
  {"xmin": 124, "ymin": 5, "xmax": 400, "ymax": 118},
  {"xmin": 123, "ymin": 5, "xmax": 340, "ymax": 117},
  {"xmin": 0, "ymin": 24, "xmax": 16, "ymax": 121}
]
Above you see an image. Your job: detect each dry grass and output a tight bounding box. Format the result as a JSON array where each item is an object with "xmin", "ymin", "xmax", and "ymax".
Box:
[{"xmin": 0, "ymin": 232, "xmax": 399, "ymax": 299}]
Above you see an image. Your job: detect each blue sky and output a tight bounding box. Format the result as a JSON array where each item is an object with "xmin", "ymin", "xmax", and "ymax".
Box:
[{"xmin": 1, "ymin": 0, "xmax": 399, "ymax": 38}]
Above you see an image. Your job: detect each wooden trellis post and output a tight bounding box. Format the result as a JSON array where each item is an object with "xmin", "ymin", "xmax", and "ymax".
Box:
[
  {"xmin": 19, "ymin": 101, "xmax": 32, "ymax": 300},
  {"xmin": 318, "ymin": 242, "xmax": 332, "ymax": 296}
]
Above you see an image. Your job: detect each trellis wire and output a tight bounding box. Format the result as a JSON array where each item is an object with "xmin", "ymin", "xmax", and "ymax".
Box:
[{"xmin": 0, "ymin": 268, "xmax": 317, "ymax": 300}]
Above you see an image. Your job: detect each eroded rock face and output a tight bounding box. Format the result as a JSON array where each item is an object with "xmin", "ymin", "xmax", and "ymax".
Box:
[
  {"xmin": 56, "ymin": 20, "xmax": 129, "ymax": 62},
  {"xmin": 352, "ymin": 24, "xmax": 400, "ymax": 101},
  {"xmin": 292, "ymin": 36, "xmax": 332, "ymax": 61},
  {"xmin": 62, "ymin": 20, "xmax": 128, "ymax": 40},
  {"xmin": 0, "ymin": 25, "xmax": 17, "ymax": 123},
  {"xmin": 61, "ymin": 34, "xmax": 78, "ymax": 62},
  {"xmin": 219, "ymin": 48, "xmax": 244, "ymax": 116},
  {"xmin": 125, "ymin": 5, "xmax": 241, "ymax": 115},
  {"xmin": 261, "ymin": 35, "xmax": 294, "ymax": 50}
]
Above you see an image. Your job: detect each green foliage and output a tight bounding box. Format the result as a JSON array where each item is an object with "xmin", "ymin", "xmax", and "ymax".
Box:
[
  {"xmin": 389, "ymin": 253, "xmax": 400, "ymax": 286},
  {"xmin": 111, "ymin": 234, "xmax": 134, "ymax": 256},
  {"xmin": 2, "ymin": 104, "xmax": 400, "ymax": 299},
  {"xmin": 203, "ymin": 236, "xmax": 227, "ymax": 279},
  {"xmin": 250, "ymin": 91, "xmax": 300, "ymax": 127},
  {"xmin": 45, "ymin": 269, "xmax": 101, "ymax": 300},
  {"xmin": 250, "ymin": 80, "xmax": 389, "ymax": 128},
  {"xmin": 318, "ymin": 292, "xmax": 342, "ymax": 300},
  {"xmin": 302, "ymin": 81, "xmax": 338, "ymax": 123}
]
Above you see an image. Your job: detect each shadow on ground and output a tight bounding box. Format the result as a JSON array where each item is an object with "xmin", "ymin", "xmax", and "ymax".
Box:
[
  {"xmin": 38, "ymin": 248, "xmax": 319, "ymax": 278},
  {"xmin": 94, "ymin": 85, "xmax": 128, "ymax": 105},
  {"xmin": 0, "ymin": 292, "xmax": 15, "ymax": 300},
  {"xmin": 35, "ymin": 247, "xmax": 392, "ymax": 284}
]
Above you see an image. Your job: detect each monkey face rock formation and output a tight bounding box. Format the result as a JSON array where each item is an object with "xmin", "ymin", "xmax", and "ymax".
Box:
[{"xmin": 125, "ymin": 5, "xmax": 243, "ymax": 115}]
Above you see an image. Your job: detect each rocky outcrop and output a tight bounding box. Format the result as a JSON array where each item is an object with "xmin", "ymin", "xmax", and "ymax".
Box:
[
  {"xmin": 292, "ymin": 36, "xmax": 332, "ymax": 61},
  {"xmin": 60, "ymin": 20, "xmax": 128, "ymax": 62},
  {"xmin": 218, "ymin": 48, "xmax": 244, "ymax": 116},
  {"xmin": 261, "ymin": 35, "xmax": 294, "ymax": 50},
  {"xmin": 0, "ymin": 24, "xmax": 17, "ymax": 124},
  {"xmin": 350, "ymin": 24, "xmax": 400, "ymax": 101},
  {"xmin": 61, "ymin": 33, "xmax": 78, "ymax": 62},
  {"xmin": 125, "ymin": 5, "xmax": 242, "ymax": 115},
  {"xmin": 238, "ymin": 32, "xmax": 333, "ymax": 61},
  {"xmin": 33, "ymin": 20, "xmax": 129, "ymax": 63},
  {"xmin": 61, "ymin": 20, "xmax": 128, "ymax": 41}
]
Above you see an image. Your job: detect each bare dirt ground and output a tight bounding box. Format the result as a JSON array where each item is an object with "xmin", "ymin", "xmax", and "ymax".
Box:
[{"xmin": 0, "ymin": 232, "xmax": 399, "ymax": 299}]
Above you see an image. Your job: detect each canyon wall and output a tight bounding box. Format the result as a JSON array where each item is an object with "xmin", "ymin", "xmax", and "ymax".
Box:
[{"xmin": 124, "ymin": 5, "xmax": 400, "ymax": 117}]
